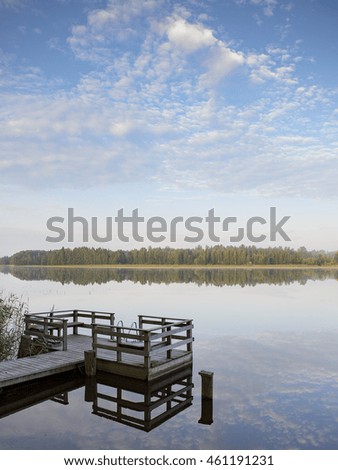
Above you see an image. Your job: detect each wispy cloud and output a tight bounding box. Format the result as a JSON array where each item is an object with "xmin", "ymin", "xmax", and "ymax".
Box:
[
  {"xmin": 0, "ymin": 0, "xmax": 26, "ymax": 9},
  {"xmin": 234, "ymin": 0, "xmax": 279, "ymax": 17}
]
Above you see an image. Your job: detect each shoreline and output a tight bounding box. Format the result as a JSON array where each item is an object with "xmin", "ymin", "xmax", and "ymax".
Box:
[{"xmin": 1, "ymin": 264, "xmax": 338, "ymax": 270}]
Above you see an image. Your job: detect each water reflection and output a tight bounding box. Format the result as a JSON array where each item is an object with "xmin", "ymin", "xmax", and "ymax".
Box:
[
  {"xmin": 1, "ymin": 332, "xmax": 338, "ymax": 449},
  {"xmin": 89, "ymin": 368, "xmax": 193, "ymax": 432},
  {"xmin": 0, "ymin": 371, "xmax": 84, "ymax": 420},
  {"xmin": 1, "ymin": 266, "xmax": 338, "ymax": 449},
  {"xmin": 1, "ymin": 265, "xmax": 338, "ymax": 287},
  {"xmin": 199, "ymin": 331, "xmax": 338, "ymax": 450},
  {"xmin": 0, "ymin": 367, "xmax": 193, "ymax": 434}
]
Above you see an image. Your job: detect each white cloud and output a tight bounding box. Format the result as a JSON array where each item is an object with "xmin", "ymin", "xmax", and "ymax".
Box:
[
  {"xmin": 265, "ymin": 102, "xmax": 298, "ymax": 121},
  {"xmin": 67, "ymin": 3, "xmax": 247, "ymax": 91},
  {"xmin": 68, "ymin": 0, "xmax": 161, "ymax": 62},
  {"xmin": 199, "ymin": 44, "xmax": 245, "ymax": 87},
  {"xmin": 166, "ymin": 19, "xmax": 217, "ymax": 53},
  {"xmin": 247, "ymin": 48, "xmax": 298, "ymax": 85},
  {"xmin": 1, "ymin": 50, "xmax": 336, "ymax": 196},
  {"xmin": 162, "ymin": 16, "xmax": 245, "ymax": 89}
]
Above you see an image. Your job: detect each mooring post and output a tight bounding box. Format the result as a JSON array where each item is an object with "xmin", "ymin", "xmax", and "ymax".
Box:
[
  {"xmin": 84, "ymin": 350, "xmax": 96, "ymax": 377},
  {"xmin": 199, "ymin": 370, "xmax": 214, "ymax": 425},
  {"xmin": 199, "ymin": 370, "xmax": 213, "ymax": 399}
]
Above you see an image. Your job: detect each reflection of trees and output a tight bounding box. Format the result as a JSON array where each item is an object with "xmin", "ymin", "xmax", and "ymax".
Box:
[{"xmin": 1, "ymin": 265, "xmax": 337, "ymax": 287}]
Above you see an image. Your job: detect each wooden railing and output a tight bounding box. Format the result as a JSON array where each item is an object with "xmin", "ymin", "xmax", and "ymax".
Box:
[
  {"xmin": 24, "ymin": 309, "xmax": 115, "ymax": 351},
  {"xmin": 92, "ymin": 315, "xmax": 193, "ymax": 370}
]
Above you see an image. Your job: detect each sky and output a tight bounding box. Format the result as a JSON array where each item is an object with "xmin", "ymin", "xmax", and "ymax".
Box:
[{"xmin": 0, "ymin": 0, "xmax": 338, "ymax": 256}]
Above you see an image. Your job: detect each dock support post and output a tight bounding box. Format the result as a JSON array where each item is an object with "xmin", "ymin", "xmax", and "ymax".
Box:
[
  {"xmin": 84, "ymin": 350, "xmax": 96, "ymax": 377},
  {"xmin": 85, "ymin": 377, "xmax": 96, "ymax": 402},
  {"xmin": 199, "ymin": 370, "xmax": 214, "ymax": 425}
]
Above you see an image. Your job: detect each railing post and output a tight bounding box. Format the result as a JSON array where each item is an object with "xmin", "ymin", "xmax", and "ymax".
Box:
[
  {"xmin": 110, "ymin": 313, "xmax": 115, "ymax": 340},
  {"xmin": 73, "ymin": 309, "xmax": 79, "ymax": 335},
  {"xmin": 116, "ymin": 326, "xmax": 122, "ymax": 363},
  {"xmin": 187, "ymin": 320, "xmax": 193, "ymax": 352},
  {"xmin": 161, "ymin": 318, "xmax": 166, "ymax": 346},
  {"xmin": 166, "ymin": 325, "xmax": 172, "ymax": 359},
  {"xmin": 138, "ymin": 315, "xmax": 143, "ymax": 329},
  {"xmin": 92, "ymin": 324, "xmax": 97, "ymax": 352},
  {"xmin": 62, "ymin": 319, "xmax": 67, "ymax": 351},
  {"xmin": 43, "ymin": 317, "xmax": 48, "ymax": 336},
  {"xmin": 144, "ymin": 331, "xmax": 151, "ymax": 370}
]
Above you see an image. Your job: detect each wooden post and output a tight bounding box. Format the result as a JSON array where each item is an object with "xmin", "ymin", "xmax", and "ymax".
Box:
[
  {"xmin": 84, "ymin": 350, "xmax": 96, "ymax": 376},
  {"xmin": 43, "ymin": 317, "xmax": 48, "ymax": 336},
  {"xmin": 116, "ymin": 326, "xmax": 122, "ymax": 362},
  {"xmin": 166, "ymin": 326, "xmax": 172, "ymax": 359},
  {"xmin": 199, "ymin": 370, "xmax": 213, "ymax": 399},
  {"xmin": 62, "ymin": 319, "xmax": 68, "ymax": 351},
  {"xmin": 110, "ymin": 313, "xmax": 114, "ymax": 340},
  {"xmin": 187, "ymin": 321, "xmax": 193, "ymax": 352},
  {"xmin": 161, "ymin": 318, "xmax": 166, "ymax": 346},
  {"xmin": 144, "ymin": 331, "xmax": 151, "ymax": 371},
  {"xmin": 92, "ymin": 324, "xmax": 97, "ymax": 351},
  {"xmin": 138, "ymin": 315, "xmax": 143, "ymax": 329},
  {"xmin": 84, "ymin": 377, "xmax": 96, "ymax": 402},
  {"xmin": 199, "ymin": 397, "xmax": 213, "ymax": 425},
  {"xmin": 73, "ymin": 309, "xmax": 78, "ymax": 335},
  {"xmin": 199, "ymin": 370, "xmax": 214, "ymax": 425}
]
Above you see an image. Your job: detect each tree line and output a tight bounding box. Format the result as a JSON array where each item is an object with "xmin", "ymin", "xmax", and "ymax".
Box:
[
  {"xmin": 0, "ymin": 245, "xmax": 337, "ymax": 266},
  {"xmin": 2, "ymin": 265, "xmax": 337, "ymax": 288}
]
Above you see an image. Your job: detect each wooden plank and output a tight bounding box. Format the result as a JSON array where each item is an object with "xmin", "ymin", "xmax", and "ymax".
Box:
[{"xmin": 0, "ymin": 335, "xmax": 91, "ymax": 388}]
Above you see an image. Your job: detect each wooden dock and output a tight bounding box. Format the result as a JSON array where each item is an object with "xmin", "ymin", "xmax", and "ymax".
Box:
[
  {"xmin": 0, "ymin": 335, "xmax": 91, "ymax": 388},
  {"xmin": 0, "ymin": 311, "xmax": 194, "ymax": 389}
]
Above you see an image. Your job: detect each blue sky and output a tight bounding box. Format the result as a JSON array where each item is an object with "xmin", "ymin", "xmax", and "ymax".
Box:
[{"xmin": 1, "ymin": 0, "xmax": 338, "ymax": 256}]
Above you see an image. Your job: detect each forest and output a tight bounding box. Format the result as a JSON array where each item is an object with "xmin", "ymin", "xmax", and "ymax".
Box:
[{"xmin": 0, "ymin": 245, "xmax": 337, "ymax": 267}]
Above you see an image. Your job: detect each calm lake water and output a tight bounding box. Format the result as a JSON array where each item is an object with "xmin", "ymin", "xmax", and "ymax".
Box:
[{"xmin": 1, "ymin": 266, "xmax": 338, "ymax": 450}]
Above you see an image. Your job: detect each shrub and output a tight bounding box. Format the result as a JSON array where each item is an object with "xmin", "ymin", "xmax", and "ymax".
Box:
[{"xmin": 0, "ymin": 292, "xmax": 27, "ymax": 361}]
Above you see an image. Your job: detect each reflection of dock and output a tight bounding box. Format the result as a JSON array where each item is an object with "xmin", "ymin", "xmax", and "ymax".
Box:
[
  {"xmin": 0, "ymin": 367, "xmax": 193, "ymax": 433},
  {"xmin": 0, "ymin": 371, "xmax": 84, "ymax": 419},
  {"xmin": 90, "ymin": 368, "xmax": 193, "ymax": 432},
  {"xmin": 0, "ymin": 311, "xmax": 193, "ymax": 388}
]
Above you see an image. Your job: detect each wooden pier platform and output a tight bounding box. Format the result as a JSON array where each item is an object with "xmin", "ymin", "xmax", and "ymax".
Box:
[
  {"xmin": 0, "ymin": 311, "xmax": 194, "ymax": 389},
  {"xmin": 0, "ymin": 333, "xmax": 192, "ymax": 388},
  {"xmin": 0, "ymin": 335, "xmax": 91, "ymax": 388}
]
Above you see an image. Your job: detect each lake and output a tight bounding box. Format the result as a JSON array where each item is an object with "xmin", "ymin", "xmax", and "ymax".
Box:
[{"xmin": 1, "ymin": 266, "xmax": 338, "ymax": 450}]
